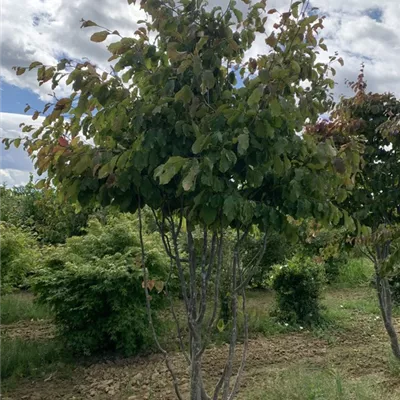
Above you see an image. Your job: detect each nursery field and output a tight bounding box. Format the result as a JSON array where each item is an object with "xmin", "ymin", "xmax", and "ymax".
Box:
[{"xmin": 2, "ymin": 285, "xmax": 400, "ymax": 400}]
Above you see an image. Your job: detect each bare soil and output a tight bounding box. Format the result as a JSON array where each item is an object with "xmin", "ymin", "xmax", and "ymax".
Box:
[{"xmin": 3, "ymin": 290, "xmax": 400, "ymax": 400}]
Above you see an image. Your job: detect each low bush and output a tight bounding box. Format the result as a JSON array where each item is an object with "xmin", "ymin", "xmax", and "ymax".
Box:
[
  {"xmin": 248, "ymin": 232, "xmax": 292, "ymax": 289},
  {"xmin": 270, "ymin": 255, "xmax": 326, "ymax": 326},
  {"xmin": 34, "ymin": 213, "xmax": 170, "ymax": 356},
  {"xmin": 0, "ymin": 223, "xmax": 40, "ymax": 292}
]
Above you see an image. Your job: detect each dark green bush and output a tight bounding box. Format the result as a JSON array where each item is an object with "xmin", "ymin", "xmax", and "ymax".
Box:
[
  {"xmin": 390, "ymin": 271, "xmax": 400, "ymax": 306},
  {"xmin": 248, "ymin": 231, "xmax": 292, "ymax": 288},
  {"xmin": 34, "ymin": 213, "xmax": 169, "ymax": 356},
  {"xmin": 270, "ymin": 255, "xmax": 326, "ymax": 326}
]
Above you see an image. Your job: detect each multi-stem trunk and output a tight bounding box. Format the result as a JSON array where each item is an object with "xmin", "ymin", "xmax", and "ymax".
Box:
[{"xmin": 375, "ymin": 243, "xmax": 400, "ymax": 360}]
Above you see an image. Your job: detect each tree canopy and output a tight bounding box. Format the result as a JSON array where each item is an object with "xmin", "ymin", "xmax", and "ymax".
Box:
[{"xmin": 5, "ymin": 0, "xmax": 362, "ymax": 236}]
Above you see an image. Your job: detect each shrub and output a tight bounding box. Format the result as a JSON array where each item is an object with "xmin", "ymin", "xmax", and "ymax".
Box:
[
  {"xmin": 390, "ymin": 271, "xmax": 400, "ymax": 306},
  {"xmin": 299, "ymin": 221, "xmax": 349, "ymax": 283},
  {"xmin": 270, "ymin": 255, "xmax": 326, "ymax": 326},
  {"xmin": 34, "ymin": 213, "xmax": 170, "ymax": 356},
  {"xmin": 0, "ymin": 223, "xmax": 40, "ymax": 292},
  {"xmin": 248, "ymin": 232, "xmax": 292, "ymax": 289}
]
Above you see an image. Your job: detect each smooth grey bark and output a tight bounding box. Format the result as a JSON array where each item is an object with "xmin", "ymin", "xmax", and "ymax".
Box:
[
  {"xmin": 144, "ymin": 205, "xmax": 267, "ymax": 400},
  {"xmin": 375, "ymin": 243, "xmax": 400, "ymax": 360}
]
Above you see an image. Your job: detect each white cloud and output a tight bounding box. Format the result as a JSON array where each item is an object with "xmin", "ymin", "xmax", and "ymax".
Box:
[
  {"xmin": 2, "ymin": 0, "xmax": 399, "ymax": 100},
  {"xmin": 0, "ymin": 112, "xmax": 44, "ymax": 139},
  {"xmin": 0, "ymin": 112, "xmax": 43, "ymax": 186},
  {"xmin": 0, "ymin": 168, "xmax": 33, "ymax": 187},
  {"xmin": 1, "ymin": 0, "xmax": 146, "ymax": 101}
]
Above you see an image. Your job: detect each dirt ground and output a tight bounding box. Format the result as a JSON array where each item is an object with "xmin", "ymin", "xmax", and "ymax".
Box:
[{"xmin": 3, "ymin": 290, "xmax": 400, "ymax": 399}]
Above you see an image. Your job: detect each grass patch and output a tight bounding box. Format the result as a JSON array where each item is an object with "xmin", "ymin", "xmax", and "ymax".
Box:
[
  {"xmin": 335, "ymin": 258, "xmax": 374, "ymax": 288},
  {"xmin": 324, "ymin": 287, "xmax": 381, "ymax": 315},
  {"xmin": 1, "ymin": 337, "xmax": 69, "ymax": 382},
  {"xmin": 1, "ymin": 292, "xmax": 52, "ymax": 324},
  {"xmin": 246, "ymin": 365, "xmax": 394, "ymax": 399}
]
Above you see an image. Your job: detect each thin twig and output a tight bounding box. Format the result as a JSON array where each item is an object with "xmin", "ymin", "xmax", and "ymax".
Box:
[
  {"xmin": 222, "ymin": 228, "xmax": 240, "ymax": 399},
  {"xmin": 137, "ymin": 197, "xmax": 183, "ymax": 400},
  {"xmin": 228, "ymin": 286, "xmax": 249, "ymax": 400}
]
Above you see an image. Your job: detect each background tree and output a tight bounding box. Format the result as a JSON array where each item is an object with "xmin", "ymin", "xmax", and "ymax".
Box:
[
  {"xmin": 1, "ymin": 176, "xmax": 89, "ymax": 244},
  {"xmin": 4, "ymin": 0, "xmax": 363, "ymax": 398},
  {"xmin": 307, "ymin": 67, "xmax": 400, "ymax": 359}
]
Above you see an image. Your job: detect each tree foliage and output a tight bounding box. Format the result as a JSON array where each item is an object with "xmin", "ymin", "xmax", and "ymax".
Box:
[
  {"xmin": 5, "ymin": 1, "xmax": 361, "ymax": 234},
  {"xmin": 0, "ymin": 176, "xmax": 89, "ymax": 244},
  {"xmin": 307, "ymin": 67, "xmax": 400, "ymax": 359},
  {"xmin": 5, "ymin": 0, "xmax": 365, "ymax": 397}
]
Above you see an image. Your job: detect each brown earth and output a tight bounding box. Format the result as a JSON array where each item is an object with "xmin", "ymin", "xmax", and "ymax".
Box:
[{"xmin": 3, "ymin": 290, "xmax": 400, "ymax": 400}]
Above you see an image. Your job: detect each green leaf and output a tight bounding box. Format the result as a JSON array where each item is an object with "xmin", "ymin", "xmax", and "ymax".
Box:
[
  {"xmin": 223, "ymin": 195, "xmax": 237, "ymax": 222},
  {"xmin": 81, "ymin": 19, "xmax": 98, "ymax": 28},
  {"xmin": 192, "ymin": 134, "xmax": 210, "ymax": 154},
  {"xmin": 74, "ymin": 155, "xmax": 92, "ymax": 175},
  {"xmin": 202, "ymin": 70, "xmax": 215, "ymax": 90},
  {"xmin": 270, "ymin": 98, "xmax": 281, "ymax": 117},
  {"xmin": 259, "ymin": 69, "xmax": 269, "ymax": 83},
  {"xmin": 28, "ymin": 61, "xmax": 42, "ymax": 71},
  {"xmin": 219, "ymin": 148, "xmax": 237, "ymax": 173},
  {"xmin": 247, "ymin": 86, "xmax": 263, "ymax": 107},
  {"xmin": 247, "ymin": 168, "xmax": 263, "ymax": 187},
  {"xmin": 154, "ymin": 156, "xmax": 187, "ymax": 185},
  {"xmin": 200, "ymin": 205, "xmax": 217, "ymax": 225},
  {"xmin": 13, "ymin": 138, "xmax": 21, "ymax": 148},
  {"xmin": 90, "ymin": 31, "xmax": 109, "ymax": 43},
  {"xmin": 182, "ymin": 160, "xmax": 200, "ymax": 191},
  {"xmin": 336, "ymin": 188, "xmax": 347, "ymax": 203},
  {"xmin": 273, "ymin": 155, "xmax": 284, "ymax": 176},
  {"xmin": 98, "ymin": 163, "xmax": 113, "ymax": 179},
  {"xmin": 291, "ymin": 60, "xmax": 301, "ymax": 74},
  {"xmin": 175, "ymin": 85, "xmax": 194, "ymax": 104},
  {"xmin": 237, "ymin": 131, "xmax": 249, "ymax": 156},
  {"xmin": 15, "ymin": 67, "xmax": 26, "ymax": 76},
  {"xmin": 233, "ymin": 8, "xmax": 243, "ymax": 23},
  {"xmin": 217, "ymin": 319, "xmax": 225, "ymax": 332},
  {"xmin": 195, "ymin": 36, "xmax": 208, "ymax": 54}
]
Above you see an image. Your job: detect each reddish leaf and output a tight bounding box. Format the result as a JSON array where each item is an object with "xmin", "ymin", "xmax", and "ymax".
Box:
[{"xmin": 58, "ymin": 137, "xmax": 68, "ymax": 147}]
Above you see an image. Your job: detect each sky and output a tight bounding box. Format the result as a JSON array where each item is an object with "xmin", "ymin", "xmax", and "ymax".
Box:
[{"xmin": 1, "ymin": 0, "xmax": 400, "ymax": 186}]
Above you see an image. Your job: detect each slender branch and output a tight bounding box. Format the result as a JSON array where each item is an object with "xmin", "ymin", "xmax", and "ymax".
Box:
[
  {"xmin": 165, "ymin": 258, "xmax": 190, "ymax": 365},
  {"xmin": 197, "ymin": 231, "xmax": 218, "ymax": 324},
  {"xmin": 169, "ymin": 211, "xmax": 200, "ymax": 340},
  {"xmin": 137, "ymin": 197, "xmax": 183, "ymax": 400},
  {"xmin": 187, "ymin": 221, "xmax": 198, "ymax": 322},
  {"xmin": 357, "ymin": 244, "xmax": 376, "ymax": 264},
  {"xmin": 228, "ymin": 287, "xmax": 249, "ymax": 400},
  {"xmin": 197, "ymin": 226, "xmax": 208, "ymax": 321},
  {"xmin": 150, "ymin": 207, "xmax": 189, "ymax": 263},
  {"xmin": 236, "ymin": 233, "xmax": 268, "ymax": 293},
  {"xmin": 222, "ymin": 228, "xmax": 240, "ymax": 399}
]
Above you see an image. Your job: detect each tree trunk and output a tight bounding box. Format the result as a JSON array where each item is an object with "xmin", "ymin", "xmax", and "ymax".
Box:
[{"xmin": 375, "ymin": 243, "xmax": 400, "ymax": 360}]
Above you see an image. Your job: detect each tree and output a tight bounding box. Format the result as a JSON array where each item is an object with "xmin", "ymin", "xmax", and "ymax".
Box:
[
  {"xmin": 1, "ymin": 175, "xmax": 89, "ymax": 244},
  {"xmin": 307, "ymin": 67, "xmax": 400, "ymax": 359},
  {"xmin": 4, "ymin": 0, "xmax": 362, "ymax": 398}
]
